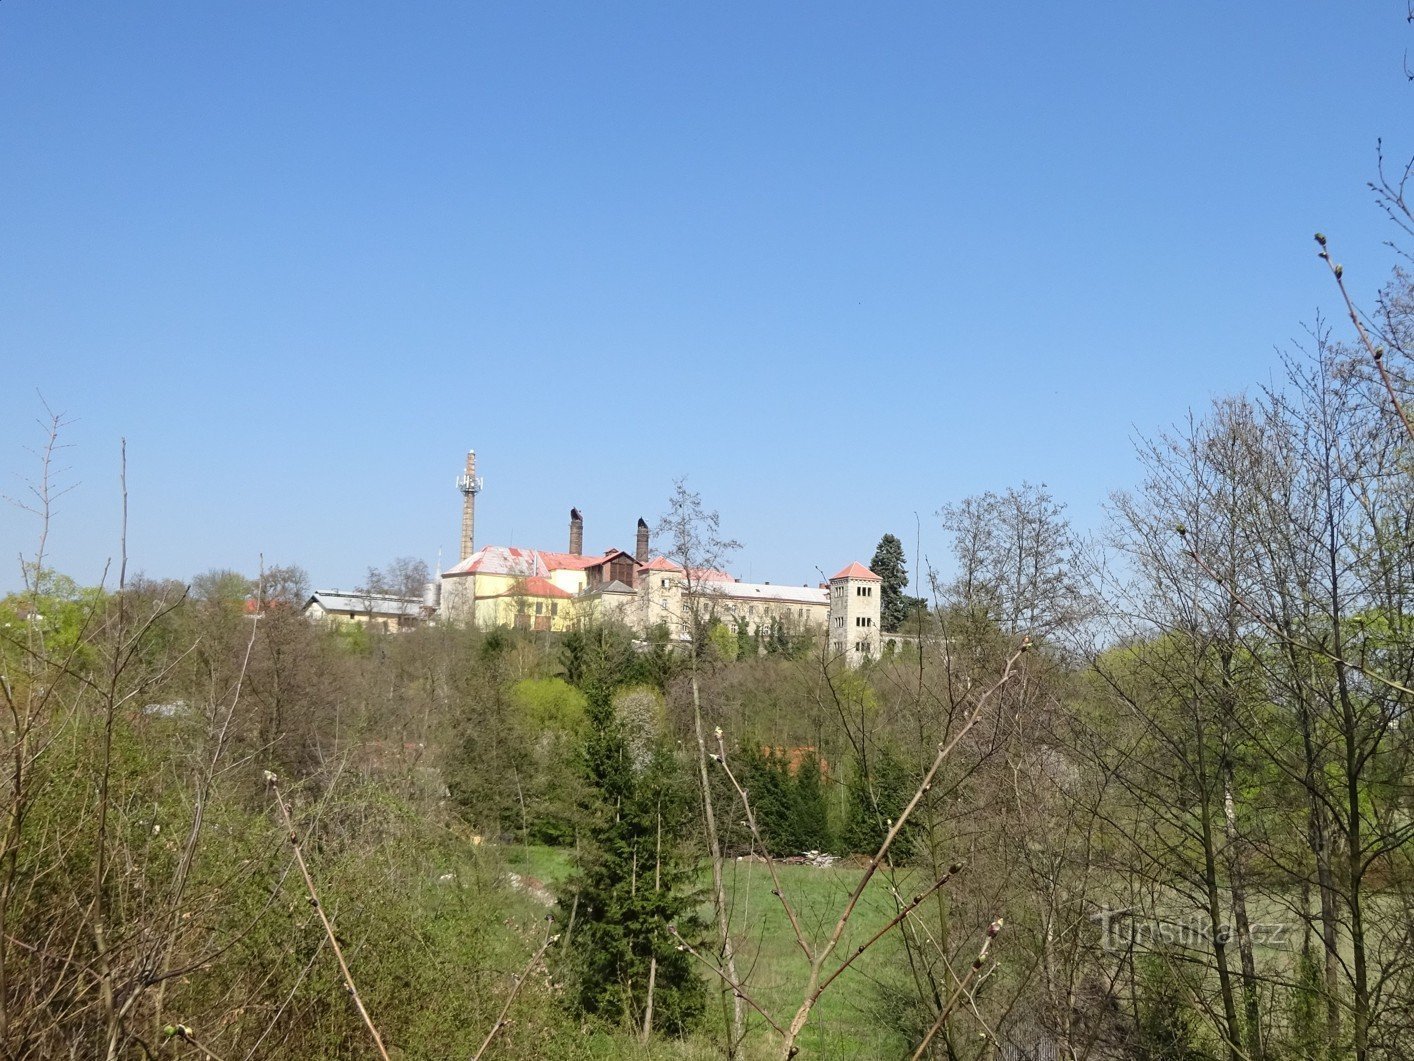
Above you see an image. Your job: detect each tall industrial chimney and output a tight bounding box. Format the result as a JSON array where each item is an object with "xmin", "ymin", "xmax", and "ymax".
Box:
[
  {"xmin": 457, "ymin": 452, "xmax": 483, "ymax": 562},
  {"xmin": 569, "ymin": 508, "xmax": 584, "ymax": 556},
  {"xmin": 636, "ymin": 517, "xmax": 649, "ymax": 563}
]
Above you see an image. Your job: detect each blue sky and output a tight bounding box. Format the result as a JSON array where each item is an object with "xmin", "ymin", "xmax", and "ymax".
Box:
[{"xmin": 2, "ymin": 2, "xmax": 1410, "ymax": 596}]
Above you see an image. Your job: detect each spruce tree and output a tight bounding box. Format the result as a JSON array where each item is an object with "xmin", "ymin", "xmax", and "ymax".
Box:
[
  {"xmin": 870, "ymin": 533, "xmax": 911, "ymax": 633},
  {"xmin": 790, "ymin": 751, "xmax": 833, "ymax": 853},
  {"xmin": 562, "ymin": 647, "xmax": 704, "ymax": 1036},
  {"xmin": 842, "ymin": 745, "xmax": 915, "ymax": 858}
]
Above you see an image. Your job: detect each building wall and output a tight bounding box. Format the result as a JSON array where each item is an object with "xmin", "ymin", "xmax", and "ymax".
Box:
[
  {"xmin": 829, "ymin": 574, "xmax": 881, "ymax": 666},
  {"xmin": 440, "ymin": 576, "xmax": 476, "ymax": 623},
  {"xmin": 474, "ymin": 593, "xmax": 573, "ymax": 632},
  {"xmin": 547, "ymin": 568, "xmax": 588, "ymax": 596},
  {"xmin": 440, "ymin": 552, "xmax": 873, "ymax": 666},
  {"xmin": 575, "ymin": 591, "xmax": 637, "ymax": 628}
]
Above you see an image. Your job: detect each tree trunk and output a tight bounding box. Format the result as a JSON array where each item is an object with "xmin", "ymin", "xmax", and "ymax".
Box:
[{"xmin": 690, "ymin": 669, "xmax": 745, "ymax": 1054}]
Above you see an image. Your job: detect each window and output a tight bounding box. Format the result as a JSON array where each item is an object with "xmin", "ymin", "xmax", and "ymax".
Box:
[
  {"xmin": 551, "ymin": 603, "xmax": 558, "ymax": 617},
  {"xmin": 535, "ymin": 602, "xmax": 543, "ymax": 615}
]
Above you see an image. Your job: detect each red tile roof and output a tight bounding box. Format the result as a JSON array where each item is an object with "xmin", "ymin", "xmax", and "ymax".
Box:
[
  {"xmin": 482, "ymin": 575, "xmax": 573, "ymax": 600},
  {"xmin": 830, "ymin": 562, "xmax": 881, "ymax": 582},
  {"xmin": 536, "ymin": 550, "xmax": 600, "ymax": 571},
  {"xmin": 640, "ymin": 556, "xmax": 683, "ymax": 572},
  {"xmin": 443, "ymin": 545, "xmax": 605, "ymax": 577},
  {"xmin": 689, "ymin": 567, "xmax": 736, "ymax": 583},
  {"xmin": 586, "ymin": 549, "xmax": 637, "ymax": 568}
]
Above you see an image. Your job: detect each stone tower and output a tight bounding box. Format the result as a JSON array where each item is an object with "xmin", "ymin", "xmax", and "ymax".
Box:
[
  {"xmin": 635, "ymin": 518, "xmax": 650, "ymax": 563},
  {"xmin": 827, "ymin": 562, "xmax": 882, "ymax": 666},
  {"xmin": 457, "ymin": 451, "xmax": 483, "ymax": 562}
]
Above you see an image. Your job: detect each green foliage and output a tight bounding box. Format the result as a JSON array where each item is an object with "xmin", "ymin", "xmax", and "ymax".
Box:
[
  {"xmin": 842, "ymin": 744, "xmax": 915, "ymax": 858},
  {"xmin": 869, "ymin": 533, "xmax": 911, "ymax": 633},
  {"xmin": 707, "ymin": 619, "xmax": 739, "ymax": 662},
  {"xmin": 190, "ymin": 567, "xmax": 255, "ymax": 605},
  {"xmin": 734, "ymin": 616, "xmax": 756, "ymax": 660},
  {"xmin": 512, "ymin": 676, "xmax": 589, "ymax": 734},
  {"xmin": 1135, "ymin": 953, "xmax": 1213, "ymax": 1061},
  {"xmin": 0, "ymin": 577, "xmax": 108, "ymax": 676},
  {"xmin": 332, "ymin": 616, "xmax": 372, "ymax": 654},
  {"xmin": 561, "ymin": 622, "xmax": 640, "ymax": 687},
  {"xmin": 563, "ymin": 678, "xmax": 705, "ymax": 1036},
  {"xmin": 741, "ymin": 745, "xmax": 834, "ymax": 856}
]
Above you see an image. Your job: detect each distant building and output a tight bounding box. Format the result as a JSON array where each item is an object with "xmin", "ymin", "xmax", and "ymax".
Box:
[
  {"xmin": 302, "ymin": 591, "xmax": 429, "ymax": 632},
  {"xmin": 438, "ymin": 451, "xmax": 881, "ymax": 663}
]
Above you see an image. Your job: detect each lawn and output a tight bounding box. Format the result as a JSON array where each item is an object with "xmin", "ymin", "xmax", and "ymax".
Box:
[{"xmin": 503, "ymin": 845, "xmax": 918, "ymax": 1058}]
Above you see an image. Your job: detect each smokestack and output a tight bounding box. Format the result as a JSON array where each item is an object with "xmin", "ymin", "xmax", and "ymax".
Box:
[
  {"xmin": 636, "ymin": 517, "xmax": 649, "ymax": 563},
  {"xmin": 569, "ymin": 507, "xmax": 584, "ymax": 556},
  {"xmin": 457, "ymin": 451, "xmax": 483, "ymax": 562}
]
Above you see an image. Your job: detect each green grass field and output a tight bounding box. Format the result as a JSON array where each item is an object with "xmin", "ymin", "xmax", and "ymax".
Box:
[{"xmin": 504, "ymin": 845, "xmax": 917, "ymax": 1058}]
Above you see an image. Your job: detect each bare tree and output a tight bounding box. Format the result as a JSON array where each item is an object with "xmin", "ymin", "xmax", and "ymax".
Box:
[
  {"xmin": 939, "ymin": 482, "xmax": 1090, "ymax": 643},
  {"xmin": 361, "ymin": 556, "xmax": 430, "ymax": 600},
  {"xmin": 654, "ymin": 478, "xmax": 747, "ymax": 1055}
]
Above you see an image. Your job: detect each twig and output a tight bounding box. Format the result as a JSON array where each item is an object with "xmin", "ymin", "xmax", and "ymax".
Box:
[
  {"xmin": 471, "ymin": 928, "xmax": 559, "ymax": 1061},
  {"xmin": 814, "ymin": 861, "xmax": 965, "ymax": 997},
  {"xmin": 1176, "ymin": 525, "xmax": 1414, "ymax": 699},
  {"xmin": 777, "ymin": 645, "xmax": 1025, "ymax": 1056},
  {"xmin": 165, "ymin": 1023, "xmax": 230, "ymax": 1061},
  {"xmin": 1314, "ymin": 232, "xmax": 1414, "ymax": 444},
  {"xmin": 713, "ymin": 733, "xmax": 813, "ymax": 963},
  {"xmin": 667, "ymin": 927, "xmax": 786, "ymax": 1037},
  {"xmin": 267, "ymin": 776, "xmax": 391, "ymax": 1061},
  {"xmin": 909, "ymin": 919, "xmax": 1003, "ymax": 1061}
]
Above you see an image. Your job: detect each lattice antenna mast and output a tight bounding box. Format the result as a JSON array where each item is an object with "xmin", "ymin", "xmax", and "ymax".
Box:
[{"xmin": 457, "ymin": 450, "xmax": 484, "ymax": 562}]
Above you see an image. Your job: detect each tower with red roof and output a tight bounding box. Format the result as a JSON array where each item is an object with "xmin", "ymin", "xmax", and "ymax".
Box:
[{"xmin": 828, "ymin": 561, "xmax": 882, "ymax": 666}]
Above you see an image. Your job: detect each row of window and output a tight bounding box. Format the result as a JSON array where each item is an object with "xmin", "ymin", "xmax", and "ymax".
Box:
[
  {"xmin": 830, "ymin": 639, "xmax": 875, "ymax": 657},
  {"xmin": 835, "ymin": 614, "xmax": 878, "ymax": 628}
]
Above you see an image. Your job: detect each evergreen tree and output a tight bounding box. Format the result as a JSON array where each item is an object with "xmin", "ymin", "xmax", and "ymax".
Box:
[
  {"xmin": 743, "ymin": 745, "xmax": 794, "ymax": 854},
  {"xmin": 562, "ymin": 640, "xmax": 704, "ymax": 1037},
  {"xmin": 870, "ymin": 533, "xmax": 911, "ymax": 633},
  {"xmin": 790, "ymin": 751, "xmax": 834, "ymax": 853},
  {"xmin": 741, "ymin": 746, "xmax": 834, "ymax": 855},
  {"xmin": 842, "ymin": 745, "xmax": 915, "ymax": 857}
]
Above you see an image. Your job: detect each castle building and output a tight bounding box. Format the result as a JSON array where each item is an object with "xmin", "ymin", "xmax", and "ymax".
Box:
[{"xmin": 438, "ymin": 452, "xmax": 880, "ymax": 663}]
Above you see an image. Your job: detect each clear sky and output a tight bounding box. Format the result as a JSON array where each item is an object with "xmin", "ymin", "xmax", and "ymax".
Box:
[{"xmin": 3, "ymin": 2, "xmax": 1410, "ymax": 597}]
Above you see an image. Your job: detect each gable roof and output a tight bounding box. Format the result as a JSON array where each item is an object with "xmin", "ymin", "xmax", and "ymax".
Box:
[
  {"xmin": 586, "ymin": 548, "xmax": 637, "ymax": 567},
  {"xmin": 442, "ymin": 545, "xmax": 605, "ymax": 578},
  {"xmin": 583, "ymin": 579, "xmax": 635, "ymax": 596},
  {"xmin": 536, "ymin": 550, "xmax": 601, "ymax": 572},
  {"xmin": 481, "ymin": 575, "xmax": 573, "ymax": 600},
  {"xmin": 829, "ymin": 562, "xmax": 881, "ymax": 582},
  {"xmin": 443, "ymin": 545, "xmax": 545, "ymax": 578},
  {"xmin": 304, "ymin": 592, "xmax": 425, "ymax": 618},
  {"xmin": 708, "ymin": 581, "xmax": 828, "ymax": 606}
]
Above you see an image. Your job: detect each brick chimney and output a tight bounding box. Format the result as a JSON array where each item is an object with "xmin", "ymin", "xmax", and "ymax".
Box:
[
  {"xmin": 635, "ymin": 517, "xmax": 649, "ymax": 563},
  {"xmin": 569, "ymin": 508, "xmax": 584, "ymax": 556}
]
